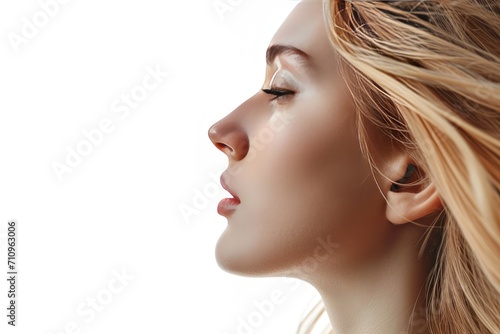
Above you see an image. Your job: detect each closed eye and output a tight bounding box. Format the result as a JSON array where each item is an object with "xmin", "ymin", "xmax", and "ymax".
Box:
[{"xmin": 261, "ymin": 88, "xmax": 295, "ymax": 102}]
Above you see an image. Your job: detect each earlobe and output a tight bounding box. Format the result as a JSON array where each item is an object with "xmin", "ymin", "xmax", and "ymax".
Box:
[{"xmin": 385, "ymin": 166, "xmax": 443, "ymax": 225}]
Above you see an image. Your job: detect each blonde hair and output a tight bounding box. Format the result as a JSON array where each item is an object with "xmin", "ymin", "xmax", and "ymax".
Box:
[{"xmin": 297, "ymin": 0, "xmax": 500, "ymax": 333}]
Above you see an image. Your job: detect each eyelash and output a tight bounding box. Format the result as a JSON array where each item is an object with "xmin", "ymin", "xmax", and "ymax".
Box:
[{"xmin": 261, "ymin": 87, "xmax": 295, "ymax": 102}]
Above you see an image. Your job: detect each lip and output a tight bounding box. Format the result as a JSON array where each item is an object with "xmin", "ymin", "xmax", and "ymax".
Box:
[{"xmin": 218, "ymin": 173, "xmax": 240, "ymax": 216}]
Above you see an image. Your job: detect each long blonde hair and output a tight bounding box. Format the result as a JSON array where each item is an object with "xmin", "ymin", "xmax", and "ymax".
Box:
[{"xmin": 298, "ymin": 0, "xmax": 500, "ymax": 333}]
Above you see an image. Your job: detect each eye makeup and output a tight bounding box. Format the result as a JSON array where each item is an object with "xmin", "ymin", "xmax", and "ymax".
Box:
[
  {"xmin": 266, "ymin": 58, "xmax": 283, "ymax": 89},
  {"xmin": 263, "ymin": 58, "xmax": 301, "ymax": 92}
]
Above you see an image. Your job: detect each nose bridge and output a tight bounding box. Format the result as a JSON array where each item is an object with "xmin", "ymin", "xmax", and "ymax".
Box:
[{"xmin": 208, "ymin": 92, "xmax": 260, "ymax": 160}]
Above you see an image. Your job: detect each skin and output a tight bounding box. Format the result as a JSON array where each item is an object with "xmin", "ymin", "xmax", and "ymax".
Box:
[{"xmin": 208, "ymin": 1, "xmax": 441, "ymax": 333}]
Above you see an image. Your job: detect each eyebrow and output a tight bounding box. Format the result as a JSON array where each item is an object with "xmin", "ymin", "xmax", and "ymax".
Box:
[{"xmin": 266, "ymin": 44, "xmax": 311, "ymax": 67}]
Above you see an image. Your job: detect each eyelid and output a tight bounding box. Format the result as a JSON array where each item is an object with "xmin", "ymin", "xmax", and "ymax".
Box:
[
  {"xmin": 268, "ymin": 67, "xmax": 281, "ymax": 88},
  {"xmin": 262, "ymin": 88, "xmax": 294, "ymax": 95},
  {"xmin": 263, "ymin": 69, "xmax": 299, "ymax": 92},
  {"xmin": 261, "ymin": 87, "xmax": 295, "ymax": 102}
]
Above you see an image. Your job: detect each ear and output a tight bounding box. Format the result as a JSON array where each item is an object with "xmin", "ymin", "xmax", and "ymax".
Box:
[{"xmin": 384, "ymin": 160, "xmax": 443, "ymax": 225}]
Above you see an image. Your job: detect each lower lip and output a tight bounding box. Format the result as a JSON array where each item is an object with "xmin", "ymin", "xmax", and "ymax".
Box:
[{"xmin": 217, "ymin": 198, "xmax": 240, "ymax": 216}]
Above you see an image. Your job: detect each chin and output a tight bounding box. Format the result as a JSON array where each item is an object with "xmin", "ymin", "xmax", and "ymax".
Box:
[
  {"xmin": 215, "ymin": 232, "xmax": 259, "ymax": 277},
  {"xmin": 214, "ymin": 227, "xmax": 305, "ymax": 278}
]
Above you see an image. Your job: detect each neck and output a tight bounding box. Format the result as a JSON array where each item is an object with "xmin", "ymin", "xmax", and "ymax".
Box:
[{"xmin": 306, "ymin": 225, "xmax": 433, "ymax": 334}]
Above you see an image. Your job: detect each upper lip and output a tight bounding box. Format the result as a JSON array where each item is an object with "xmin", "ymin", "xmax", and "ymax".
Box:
[{"xmin": 220, "ymin": 173, "xmax": 239, "ymax": 200}]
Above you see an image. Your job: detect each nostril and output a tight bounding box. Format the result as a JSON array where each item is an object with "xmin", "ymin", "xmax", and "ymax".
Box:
[
  {"xmin": 216, "ymin": 143, "xmax": 234, "ymax": 154},
  {"xmin": 208, "ymin": 122, "xmax": 249, "ymax": 160}
]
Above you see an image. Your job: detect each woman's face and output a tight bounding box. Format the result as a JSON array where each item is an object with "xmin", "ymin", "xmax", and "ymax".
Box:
[{"xmin": 208, "ymin": 1, "xmax": 394, "ymax": 280}]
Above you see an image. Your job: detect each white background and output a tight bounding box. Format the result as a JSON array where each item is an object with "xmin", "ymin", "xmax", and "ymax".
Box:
[{"xmin": 0, "ymin": 0, "xmax": 322, "ymax": 333}]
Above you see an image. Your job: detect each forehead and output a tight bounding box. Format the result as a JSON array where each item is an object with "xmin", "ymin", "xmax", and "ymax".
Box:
[{"xmin": 269, "ymin": 1, "xmax": 337, "ymax": 70}]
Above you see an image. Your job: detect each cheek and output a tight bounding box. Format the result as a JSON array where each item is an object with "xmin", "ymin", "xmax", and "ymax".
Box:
[
  {"xmin": 215, "ymin": 96, "xmax": 387, "ymax": 276},
  {"xmin": 255, "ymin": 96, "xmax": 370, "ymax": 216}
]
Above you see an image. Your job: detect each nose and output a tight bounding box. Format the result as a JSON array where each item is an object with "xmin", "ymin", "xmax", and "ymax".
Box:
[{"xmin": 208, "ymin": 115, "xmax": 250, "ymax": 161}]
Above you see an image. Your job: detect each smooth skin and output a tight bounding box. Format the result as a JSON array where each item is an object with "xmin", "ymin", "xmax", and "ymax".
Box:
[{"xmin": 208, "ymin": 1, "xmax": 442, "ymax": 333}]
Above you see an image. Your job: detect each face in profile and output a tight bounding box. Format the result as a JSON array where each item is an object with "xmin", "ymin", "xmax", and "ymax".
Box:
[{"xmin": 208, "ymin": 1, "xmax": 394, "ymax": 282}]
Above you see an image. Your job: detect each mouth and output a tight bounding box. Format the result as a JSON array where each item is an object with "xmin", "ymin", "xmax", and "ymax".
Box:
[{"xmin": 218, "ymin": 173, "xmax": 240, "ymax": 216}]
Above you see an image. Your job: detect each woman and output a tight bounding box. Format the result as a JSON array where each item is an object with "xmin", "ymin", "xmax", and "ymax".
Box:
[{"xmin": 208, "ymin": 0, "xmax": 500, "ymax": 333}]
